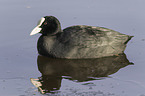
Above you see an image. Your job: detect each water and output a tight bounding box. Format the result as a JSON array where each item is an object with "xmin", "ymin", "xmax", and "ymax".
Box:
[{"xmin": 0, "ymin": 0, "xmax": 145, "ymax": 96}]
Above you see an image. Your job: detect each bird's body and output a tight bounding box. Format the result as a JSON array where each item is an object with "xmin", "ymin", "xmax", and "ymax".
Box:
[{"xmin": 30, "ymin": 16, "xmax": 133, "ymax": 59}]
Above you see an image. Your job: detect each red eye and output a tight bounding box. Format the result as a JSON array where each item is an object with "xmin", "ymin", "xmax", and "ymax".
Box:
[{"xmin": 44, "ymin": 22, "xmax": 47, "ymax": 25}]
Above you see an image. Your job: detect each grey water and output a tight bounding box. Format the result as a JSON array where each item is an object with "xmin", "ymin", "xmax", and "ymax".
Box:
[{"xmin": 0, "ymin": 0, "xmax": 145, "ymax": 96}]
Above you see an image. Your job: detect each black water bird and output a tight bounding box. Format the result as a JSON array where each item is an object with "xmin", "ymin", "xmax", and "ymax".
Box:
[{"xmin": 30, "ymin": 16, "xmax": 133, "ymax": 59}]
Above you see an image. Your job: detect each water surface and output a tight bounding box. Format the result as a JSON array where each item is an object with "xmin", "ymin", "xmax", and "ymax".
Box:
[{"xmin": 0, "ymin": 0, "xmax": 145, "ymax": 96}]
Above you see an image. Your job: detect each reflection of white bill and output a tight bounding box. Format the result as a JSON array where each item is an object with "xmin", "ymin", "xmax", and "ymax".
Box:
[{"xmin": 30, "ymin": 78, "xmax": 45, "ymax": 94}]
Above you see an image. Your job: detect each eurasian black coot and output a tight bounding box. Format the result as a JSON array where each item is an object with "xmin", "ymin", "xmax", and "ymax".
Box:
[{"xmin": 30, "ymin": 16, "xmax": 133, "ymax": 59}]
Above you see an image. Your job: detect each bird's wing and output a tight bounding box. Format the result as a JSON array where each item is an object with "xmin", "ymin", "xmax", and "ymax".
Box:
[{"xmin": 57, "ymin": 25, "xmax": 111, "ymax": 48}]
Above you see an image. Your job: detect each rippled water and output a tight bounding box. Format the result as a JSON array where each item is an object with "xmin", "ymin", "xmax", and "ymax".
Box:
[{"xmin": 0, "ymin": 0, "xmax": 145, "ymax": 96}]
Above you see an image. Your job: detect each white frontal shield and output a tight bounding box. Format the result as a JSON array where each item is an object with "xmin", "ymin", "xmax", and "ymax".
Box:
[{"xmin": 30, "ymin": 17, "xmax": 45, "ymax": 35}]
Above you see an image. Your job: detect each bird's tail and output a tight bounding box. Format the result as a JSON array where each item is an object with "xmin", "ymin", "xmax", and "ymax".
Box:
[{"xmin": 124, "ymin": 35, "xmax": 134, "ymax": 44}]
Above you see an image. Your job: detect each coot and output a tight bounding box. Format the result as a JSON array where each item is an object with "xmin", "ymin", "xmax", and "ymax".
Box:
[{"xmin": 30, "ymin": 16, "xmax": 133, "ymax": 59}]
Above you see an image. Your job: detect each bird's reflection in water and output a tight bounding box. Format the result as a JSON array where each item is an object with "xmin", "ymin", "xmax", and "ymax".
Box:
[{"xmin": 31, "ymin": 54, "xmax": 133, "ymax": 94}]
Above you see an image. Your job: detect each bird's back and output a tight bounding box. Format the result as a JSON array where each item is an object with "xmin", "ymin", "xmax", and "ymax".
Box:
[{"xmin": 59, "ymin": 25, "xmax": 108, "ymax": 47}]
